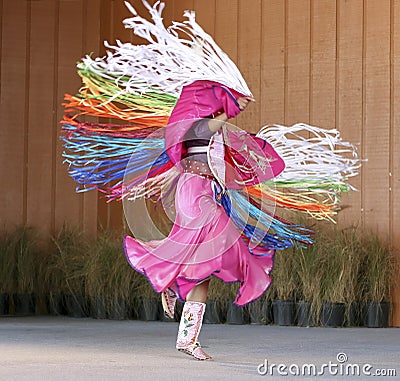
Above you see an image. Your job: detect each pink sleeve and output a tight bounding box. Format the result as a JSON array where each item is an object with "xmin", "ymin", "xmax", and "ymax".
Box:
[{"xmin": 211, "ymin": 85, "xmax": 241, "ymax": 119}]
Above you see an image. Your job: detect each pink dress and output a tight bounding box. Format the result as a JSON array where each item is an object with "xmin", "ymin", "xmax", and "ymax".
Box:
[
  {"xmin": 124, "ymin": 80, "xmax": 278, "ymax": 306},
  {"xmin": 124, "ymin": 173, "xmax": 275, "ymax": 306}
]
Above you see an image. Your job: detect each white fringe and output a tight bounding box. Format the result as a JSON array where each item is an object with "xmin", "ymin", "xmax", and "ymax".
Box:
[
  {"xmin": 80, "ymin": 0, "xmax": 252, "ymax": 99},
  {"xmin": 125, "ymin": 166, "xmax": 180, "ymax": 201},
  {"xmin": 257, "ymin": 123, "xmax": 362, "ymax": 188}
]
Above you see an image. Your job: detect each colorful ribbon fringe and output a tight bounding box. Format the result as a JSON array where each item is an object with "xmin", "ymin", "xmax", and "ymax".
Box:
[{"xmin": 61, "ymin": 1, "xmax": 361, "ymax": 251}]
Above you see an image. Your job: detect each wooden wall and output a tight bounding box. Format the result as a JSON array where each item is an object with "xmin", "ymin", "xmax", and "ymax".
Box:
[
  {"xmin": 1, "ymin": 0, "xmax": 399, "ymax": 325},
  {"xmin": 0, "ymin": 0, "xmax": 100, "ymax": 236}
]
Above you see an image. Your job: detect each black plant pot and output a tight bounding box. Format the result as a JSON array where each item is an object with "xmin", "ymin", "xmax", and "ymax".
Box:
[
  {"xmin": 248, "ymin": 299, "xmax": 272, "ymax": 325},
  {"xmin": 272, "ymin": 300, "xmax": 296, "ymax": 326},
  {"xmin": 140, "ymin": 297, "xmax": 159, "ymax": 321},
  {"xmin": 47, "ymin": 293, "xmax": 65, "ymax": 316},
  {"xmin": 363, "ymin": 302, "xmax": 389, "ymax": 328},
  {"xmin": 297, "ymin": 300, "xmax": 313, "ymax": 327},
  {"xmin": 204, "ymin": 299, "xmax": 223, "ymax": 324},
  {"xmin": 128, "ymin": 296, "xmax": 141, "ymax": 320},
  {"xmin": 90, "ymin": 296, "xmax": 107, "ymax": 319},
  {"xmin": 64, "ymin": 294, "xmax": 87, "ymax": 318},
  {"xmin": 346, "ymin": 302, "xmax": 362, "ymax": 327},
  {"xmin": 320, "ymin": 302, "xmax": 345, "ymax": 327},
  {"xmin": 108, "ymin": 297, "xmax": 128, "ymax": 320},
  {"xmin": 226, "ymin": 301, "xmax": 248, "ymax": 324},
  {"xmin": 0, "ymin": 293, "xmax": 10, "ymax": 315},
  {"xmin": 13, "ymin": 293, "xmax": 36, "ymax": 316}
]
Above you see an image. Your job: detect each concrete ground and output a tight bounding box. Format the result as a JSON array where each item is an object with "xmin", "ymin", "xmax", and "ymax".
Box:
[{"xmin": 0, "ymin": 316, "xmax": 399, "ymax": 381}]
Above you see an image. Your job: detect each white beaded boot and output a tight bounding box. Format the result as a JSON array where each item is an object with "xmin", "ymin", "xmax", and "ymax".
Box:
[{"xmin": 176, "ymin": 301, "xmax": 212, "ymax": 360}]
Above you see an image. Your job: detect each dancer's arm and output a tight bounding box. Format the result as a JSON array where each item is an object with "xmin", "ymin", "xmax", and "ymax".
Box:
[{"xmin": 207, "ymin": 97, "xmax": 255, "ymax": 133}]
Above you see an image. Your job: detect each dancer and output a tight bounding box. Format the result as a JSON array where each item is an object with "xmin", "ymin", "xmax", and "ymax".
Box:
[
  {"xmin": 61, "ymin": 1, "xmax": 360, "ymax": 361},
  {"xmin": 123, "ymin": 80, "xmax": 287, "ymax": 360}
]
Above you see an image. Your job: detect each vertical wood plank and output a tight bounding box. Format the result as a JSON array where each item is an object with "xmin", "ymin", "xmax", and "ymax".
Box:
[
  {"xmin": 100, "ymin": 0, "xmax": 112, "ymax": 56},
  {"xmin": 390, "ymin": 0, "xmax": 400, "ymax": 327},
  {"xmin": 310, "ymin": 0, "xmax": 336, "ymax": 127},
  {"xmin": 173, "ymin": 0, "xmax": 194, "ymax": 22},
  {"xmin": 336, "ymin": 0, "xmax": 364, "ymax": 227},
  {"xmin": 55, "ymin": 0, "xmax": 84, "ymax": 233},
  {"xmin": 113, "ymin": 0, "xmax": 136, "ymax": 42},
  {"xmin": 98, "ymin": 0, "xmax": 111, "ymax": 231},
  {"xmin": 108, "ymin": 198, "xmax": 124, "ymax": 230},
  {"xmin": 363, "ymin": 0, "xmax": 390, "ymax": 235},
  {"xmin": 194, "ymin": 0, "xmax": 216, "ymax": 36},
  {"xmin": 26, "ymin": 0, "xmax": 57, "ymax": 235},
  {"xmin": 214, "ymin": 0, "xmax": 238, "ymax": 62},
  {"xmin": 0, "ymin": 2, "xmax": 28, "ymax": 228},
  {"xmin": 236, "ymin": 0, "xmax": 262, "ymax": 134},
  {"xmin": 109, "ymin": 1, "xmax": 159, "ymax": 232},
  {"xmin": 0, "ymin": 0, "xmax": 3, "ymax": 92},
  {"xmin": 261, "ymin": 0, "xmax": 285, "ymax": 125},
  {"xmin": 82, "ymin": 0, "xmax": 101, "ymax": 236},
  {"xmin": 214, "ymin": 0, "xmax": 238, "ymax": 127},
  {"xmin": 97, "ymin": 0, "xmax": 113, "ymax": 230},
  {"xmin": 108, "ymin": 0, "xmax": 135, "ymax": 230},
  {"xmin": 285, "ymin": 0, "xmax": 311, "ymax": 125}
]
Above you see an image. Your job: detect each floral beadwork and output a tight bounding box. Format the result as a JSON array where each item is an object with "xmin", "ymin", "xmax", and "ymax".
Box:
[{"xmin": 183, "ymin": 311, "xmax": 195, "ymax": 337}]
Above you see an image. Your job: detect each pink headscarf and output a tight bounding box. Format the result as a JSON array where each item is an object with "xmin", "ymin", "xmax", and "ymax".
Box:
[{"xmin": 165, "ymin": 80, "xmax": 245, "ymax": 164}]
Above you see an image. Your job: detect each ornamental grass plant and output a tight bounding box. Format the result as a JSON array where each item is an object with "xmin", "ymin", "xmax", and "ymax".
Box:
[
  {"xmin": 294, "ymin": 243, "xmax": 323, "ymax": 325},
  {"xmin": 356, "ymin": 231, "xmax": 394, "ymax": 327},
  {"xmin": 0, "ymin": 223, "xmax": 395, "ymax": 326},
  {"xmin": 0, "ymin": 226, "xmax": 39, "ymax": 314},
  {"xmin": 318, "ymin": 231, "xmax": 348, "ymax": 305},
  {"xmin": 359, "ymin": 233, "xmax": 394, "ymax": 303},
  {"xmin": 247, "ymin": 287, "xmax": 274, "ymax": 325},
  {"xmin": 44, "ymin": 226, "xmax": 91, "ymax": 316},
  {"xmin": 84, "ymin": 229, "xmax": 143, "ymax": 319},
  {"xmin": 0, "ymin": 228, "xmax": 17, "ymax": 296},
  {"xmin": 271, "ymin": 247, "xmax": 298, "ymax": 301},
  {"xmin": 46, "ymin": 226, "xmax": 90, "ymax": 298},
  {"xmin": 6, "ymin": 227, "xmax": 38, "ymax": 295}
]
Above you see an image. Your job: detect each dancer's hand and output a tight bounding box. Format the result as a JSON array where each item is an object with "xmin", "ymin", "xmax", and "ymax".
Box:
[
  {"xmin": 208, "ymin": 97, "xmax": 255, "ymax": 133},
  {"xmin": 237, "ymin": 97, "xmax": 255, "ymax": 111}
]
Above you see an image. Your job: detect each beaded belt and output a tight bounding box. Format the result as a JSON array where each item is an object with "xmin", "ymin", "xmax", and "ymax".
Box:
[{"xmin": 183, "ymin": 159, "xmax": 214, "ymax": 180}]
